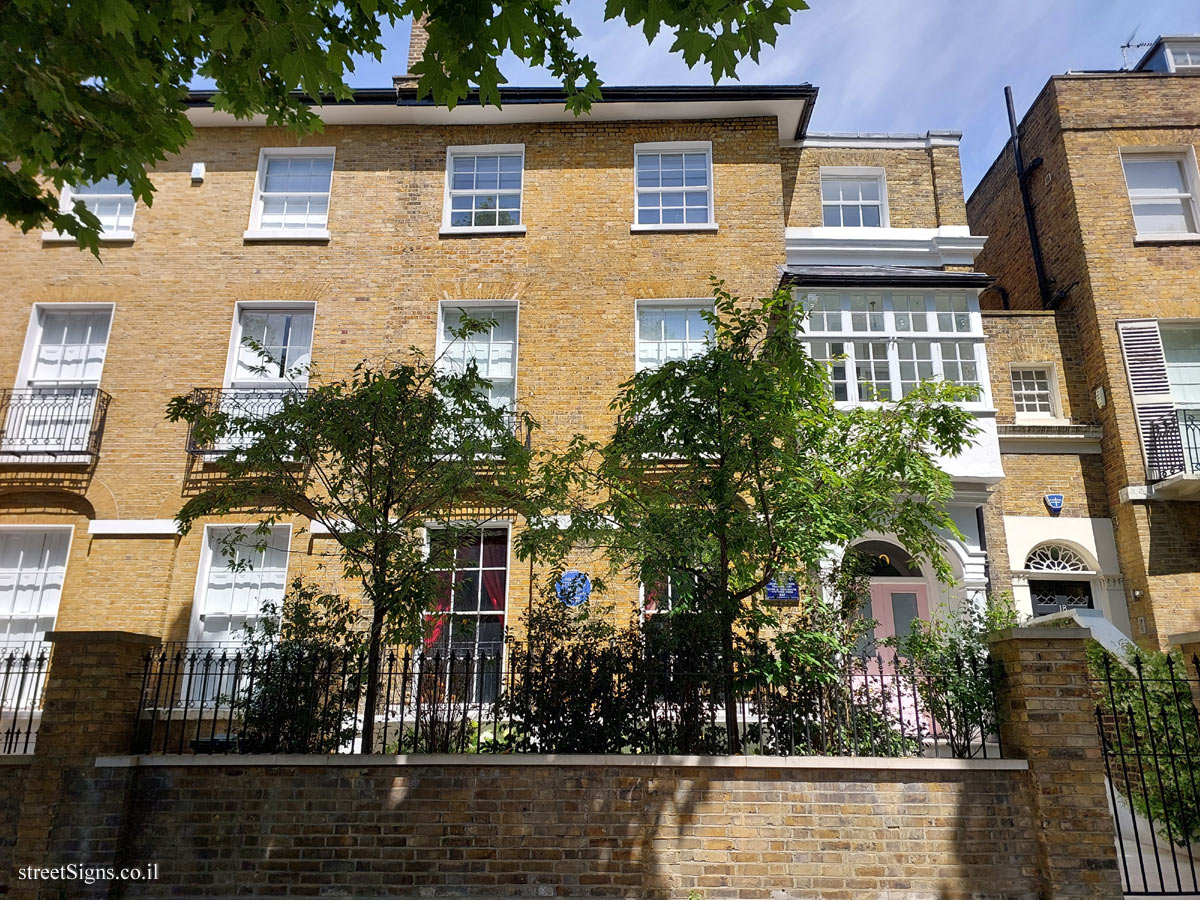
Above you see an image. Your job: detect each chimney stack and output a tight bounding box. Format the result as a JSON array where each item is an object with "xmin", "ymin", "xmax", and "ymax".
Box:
[{"xmin": 394, "ymin": 16, "xmax": 428, "ymax": 91}]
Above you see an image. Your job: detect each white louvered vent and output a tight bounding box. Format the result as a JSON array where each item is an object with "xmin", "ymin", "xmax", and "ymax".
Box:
[{"xmin": 1117, "ymin": 320, "xmax": 1183, "ymax": 481}]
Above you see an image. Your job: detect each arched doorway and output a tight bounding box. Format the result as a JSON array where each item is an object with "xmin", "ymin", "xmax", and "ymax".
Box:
[
  {"xmin": 852, "ymin": 539, "xmax": 931, "ymax": 646},
  {"xmin": 1023, "ymin": 543, "xmax": 1096, "ymax": 617}
]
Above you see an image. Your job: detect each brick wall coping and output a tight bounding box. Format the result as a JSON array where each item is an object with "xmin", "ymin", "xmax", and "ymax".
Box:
[
  {"xmin": 44, "ymin": 630, "xmax": 160, "ymax": 645},
  {"xmin": 988, "ymin": 625, "xmax": 1092, "ymax": 642},
  {"xmin": 980, "ymin": 309, "xmax": 1058, "ymax": 318},
  {"xmin": 1168, "ymin": 631, "xmax": 1200, "ymax": 646},
  {"xmin": 95, "ymin": 753, "xmax": 1029, "ymax": 771},
  {"xmin": 0, "ymin": 756, "xmax": 33, "ymax": 766}
]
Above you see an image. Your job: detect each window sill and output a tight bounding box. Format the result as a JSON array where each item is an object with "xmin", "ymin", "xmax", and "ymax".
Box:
[
  {"xmin": 438, "ymin": 225, "xmax": 527, "ymax": 237},
  {"xmin": 41, "ymin": 232, "xmax": 135, "ymax": 244},
  {"xmin": 243, "ymin": 229, "xmax": 330, "ymax": 242},
  {"xmin": 630, "ymin": 223, "xmax": 719, "ymax": 234},
  {"xmin": 1133, "ymin": 233, "xmax": 1200, "ymax": 245}
]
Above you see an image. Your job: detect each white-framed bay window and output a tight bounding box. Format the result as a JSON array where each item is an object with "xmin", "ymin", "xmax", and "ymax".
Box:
[
  {"xmin": 635, "ymin": 300, "xmax": 714, "ymax": 372},
  {"xmin": 1120, "ymin": 149, "xmax": 1200, "ymax": 239},
  {"xmin": 189, "ymin": 525, "xmax": 291, "ymax": 645},
  {"xmin": 245, "ymin": 148, "xmax": 335, "ymax": 240},
  {"xmin": 632, "ymin": 141, "xmax": 715, "ymax": 231},
  {"xmin": 4, "ymin": 304, "xmax": 114, "ymax": 457},
  {"xmin": 441, "ymin": 144, "xmax": 525, "ymax": 235},
  {"xmin": 0, "ymin": 527, "xmax": 71, "ymax": 645},
  {"xmin": 798, "ymin": 289, "xmax": 989, "ymax": 406},
  {"xmin": 436, "ymin": 303, "xmax": 518, "ymax": 414},
  {"xmin": 820, "ymin": 167, "xmax": 888, "ymax": 228}
]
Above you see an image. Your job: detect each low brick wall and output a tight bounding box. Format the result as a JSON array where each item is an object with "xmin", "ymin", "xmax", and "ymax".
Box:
[
  {"xmin": 0, "ymin": 761, "xmax": 29, "ymax": 881},
  {"xmin": 94, "ymin": 755, "xmax": 1039, "ymax": 900}
]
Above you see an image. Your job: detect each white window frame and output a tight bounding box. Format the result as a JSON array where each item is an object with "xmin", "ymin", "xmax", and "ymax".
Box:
[
  {"xmin": 631, "ymin": 141, "xmax": 717, "ymax": 233},
  {"xmin": 244, "ymin": 147, "xmax": 335, "ymax": 241},
  {"xmin": 1009, "ymin": 362, "xmax": 1064, "ymax": 422},
  {"xmin": 223, "ymin": 301, "xmax": 317, "ymax": 390},
  {"xmin": 440, "ymin": 144, "xmax": 527, "ymax": 236},
  {"xmin": 14, "ymin": 303, "xmax": 115, "ymax": 390},
  {"xmin": 0, "ymin": 524, "xmax": 74, "ymax": 647},
  {"xmin": 421, "ymin": 520, "xmax": 512, "ymax": 653},
  {"xmin": 819, "ymin": 166, "xmax": 890, "ymax": 229},
  {"xmin": 1119, "ymin": 147, "xmax": 1200, "ymax": 241},
  {"xmin": 435, "ymin": 300, "xmax": 520, "ymax": 413},
  {"xmin": 633, "ymin": 299, "xmax": 715, "ymax": 373},
  {"xmin": 188, "ymin": 523, "xmax": 292, "ymax": 646},
  {"xmin": 796, "ymin": 288, "xmax": 992, "ymax": 410},
  {"xmin": 41, "ymin": 181, "xmax": 137, "ymax": 244},
  {"xmin": 1165, "ymin": 40, "xmax": 1200, "ymax": 72}
]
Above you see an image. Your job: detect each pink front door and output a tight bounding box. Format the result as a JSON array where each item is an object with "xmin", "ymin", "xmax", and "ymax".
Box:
[{"xmin": 868, "ymin": 582, "xmax": 929, "ymax": 644}]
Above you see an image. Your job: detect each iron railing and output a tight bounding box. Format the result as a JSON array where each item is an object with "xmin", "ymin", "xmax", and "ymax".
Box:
[
  {"xmin": 183, "ymin": 387, "xmax": 306, "ymax": 456},
  {"xmin": 0, "ymin": 643, "xmax": 51, "ymax": 754},
  {"xmin": 1146, "ymin": 408, "xmax": 1200, "ymax": 482},
  {"xmin": 1094, "ymin": 652, "xmax": 1200, "ymax": 895},
  {"xmin": 136, "ymin": 643, "xmax": 1002, "ymax": 759},
  {"xmin": 0, "ymin": 387, "xmax": 111, "ymax": 460}
]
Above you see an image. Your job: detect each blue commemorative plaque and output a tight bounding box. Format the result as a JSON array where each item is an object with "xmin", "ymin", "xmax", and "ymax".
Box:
[
  {"xmin": 556, "ymin": 569, "xmax": 592, "ymax": 607},
  {"xmin": 765, "ymin": 575, "xmax": 800, "ymax": 602}
]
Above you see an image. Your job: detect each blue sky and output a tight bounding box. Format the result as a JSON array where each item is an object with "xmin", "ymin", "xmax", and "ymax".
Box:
[{"xmin": 333, "ymin": 1, "xmax": 1198, "ymax": 195}]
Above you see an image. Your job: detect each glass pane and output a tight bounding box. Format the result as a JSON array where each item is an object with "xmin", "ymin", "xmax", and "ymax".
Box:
[
  {"xmin": 662, "ymin": 207, "xmax": 684, "ymax": 224},
  {"xmin": 822, "ymin": 206, "xmax": 840, "ymax": 227},
  {"xmin": 859, "ymin": 178, "xmax": 880, "ymax": 201},
  {"xmin": 1123, "ymin": 157, "xmax": 1186, "ymax": 194},
  {"xmin": 453, "ymin": 570, "xmax": 480, "ymax": 611},
  {"xmin": 1132, "ymin": 200, "xmax": 1195, "ymax": 234},
  {"xmin": 861, "ymin": 205, "xmax": 881, "ymax": 227},
  {"xmin": 820, "ymin": 179, "xmax": 839, "ymax": 201},
  {"xmin": 891, "ymin": 592, "xmax": 919, "ymax": 641},
  {"xmin": 843, "ymin": 206, "xmax": 861, "ymax": 227}
]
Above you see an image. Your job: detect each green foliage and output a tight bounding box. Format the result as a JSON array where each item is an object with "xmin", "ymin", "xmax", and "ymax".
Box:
[
  {"xmin": 167, "ymin": 318, "xmax": 534, "ymax": 750},
  {"xmin": 1088, "ymin": 641, "xmax": 1200, "ymax": 846},
  {"xmin": 517, "ymin": 279, "xmax": 980, "ymax": 746},
  {"xmin": 236, "ymin": 580, "xmax": 368, "ymax": 754},
  {"xmin": 2, "ymin": 0, "xmax": 808, "ymax": 251},
  {"xmin": 886, "ymin": 593, "xmax": 1016, "ymax": 758}
]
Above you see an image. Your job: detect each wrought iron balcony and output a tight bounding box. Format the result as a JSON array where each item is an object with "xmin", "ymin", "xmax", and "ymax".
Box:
[
  {"xmin": 1145, "ymin": 407, "xmax": 1200, "ymax": 494},
  {"xmin": 184, "ymin": 387, "xmax": 305, "ymax": 456},
  {"xmin": 0, "ymin": 387, "xmax": 111, "ymax": 461}
]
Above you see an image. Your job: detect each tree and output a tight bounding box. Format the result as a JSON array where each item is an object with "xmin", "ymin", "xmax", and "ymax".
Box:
[
  {"xmin": 166, "ymin": 317, "xmax": 533, "ymax": 751},
  {"xmin": 2, "ymin": 0, "xmax": 808, "ymax": 252},
  {"xmin": 517, "ymin": 280, "xmax": 981, "ymax": 751}
]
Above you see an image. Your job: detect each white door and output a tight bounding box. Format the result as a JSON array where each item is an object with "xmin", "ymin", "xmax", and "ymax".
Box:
[
  {"xmin": 191, "ymin": 527, "xmax": 289, "ymax": 645},
  {"xmin": 0, "ymin": 529, "xmax": 69, "ymax": 645}
]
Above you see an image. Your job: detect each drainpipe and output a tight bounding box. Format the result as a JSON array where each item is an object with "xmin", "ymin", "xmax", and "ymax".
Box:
[{"xmin": 1005, "ymin": 86, "xmax": 1054, "ymax": 310}]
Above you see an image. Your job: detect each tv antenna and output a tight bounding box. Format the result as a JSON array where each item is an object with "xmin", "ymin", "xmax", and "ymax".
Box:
[{"xmin": 1120, "ymin": 27, "xmax": 1154, "ymax": 69}]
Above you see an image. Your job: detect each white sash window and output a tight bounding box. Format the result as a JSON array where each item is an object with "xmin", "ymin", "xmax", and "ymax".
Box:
[
  {"xmin": 0, "ymin": 529, "xmax": 70, "ymax": 644},
  {"xmin": 190, "ymin": 526, "xmax": 290, "ymax": 645}
]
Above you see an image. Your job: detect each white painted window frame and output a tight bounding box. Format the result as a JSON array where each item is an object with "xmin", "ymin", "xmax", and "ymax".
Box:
[
  {"xmin": 0, "ymin": 524, "xmax": 75, "ymax": 646},
  {"xmin": 1009, "ymin": 362, "xmax": 1065, "ymax": 422},
  {"xmin": 222, "ymin": 301, "xmax": 317, "ymax": 390},
  {"xmin": 440, "ymin": 144, "xmax": 527, "ymax": 236},
  {"xmin": 42, "ymin": 182, "xmax": 137, "ymax": 243},
  {"xmin": 631, "ymin": 140, "xmax": 717, "ymax": 233},
  {"xmin": 435, "ymin": 300, "xmax": 520, "ymax": 413},
  {"xmin": 1119, "ymin": 146, "xmax": 1200, "ymax": 241},
  {"xmin": 1165, "ymin": 40, "xmax": 1200, "ymax": 72},
  {"xmin": 244, "ymin": 147, "xmax": 335, "ymax": 241},
  {"xmin": 796, "ymin": 288, "xmax": 991, "ymax": 410},
  {"xmin": 188, "ymin": 523, "xmax": 293, "ymax": 645},
  {"xmin": 420, "ymin": 520, "xmax": 512, "ymax": 656},
  {"xmin": 14, "ymin": 303, "xmax": 115, "ymax": 390},
  {"xmin": 819, "ymin": 166, "xmax": 890, "ymax": 229},
  {"xmin": 633, "ymin": 298, "xmax": 716, "ymax": 373}
]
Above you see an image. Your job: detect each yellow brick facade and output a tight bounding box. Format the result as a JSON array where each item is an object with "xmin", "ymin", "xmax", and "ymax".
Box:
[
  {"xmin": 970, "ymin": 73, "xmax": 1200, "ymax": 645},
  {"xmin": 0, "ymin": 108, "xmax": 980, "ymax": 646}
]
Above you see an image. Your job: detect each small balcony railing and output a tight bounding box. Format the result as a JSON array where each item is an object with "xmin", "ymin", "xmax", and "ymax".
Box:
[
  {"xmin": 184, "ymin": 387, "xmax": 305, "ymax": 456},
  {"xmin": 1146, "ymin": 407, "xmax": 1200, "ymax": 482},
  {"xmin": 0, "ymin": 387, "xmax": 111, "ymax": 460}
]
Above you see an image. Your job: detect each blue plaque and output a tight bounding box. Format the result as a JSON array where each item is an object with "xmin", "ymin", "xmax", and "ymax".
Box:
[
  {"xmin": 765, "ymin": 575, "xmax": 800, "ymax": 602},
  {"xmin": 1044, "ymin": 493, "xmax": 1064, "ymax": 513},
  {"xmin": 556, "ymin": 569, "xmax": 592, "ymax": 607}
]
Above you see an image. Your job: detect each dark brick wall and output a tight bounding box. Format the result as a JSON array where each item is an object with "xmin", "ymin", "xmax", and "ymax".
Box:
[{"xmin": 103, "ymin": 761, "xmax": 1041, "ymax": 900}]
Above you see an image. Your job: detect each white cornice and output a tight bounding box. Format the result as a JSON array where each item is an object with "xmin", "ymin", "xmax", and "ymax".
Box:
[
  {"xmin": 789, "ymin": 131, "xmax": 962, "ymax": 150},
  {"xmin": 784, "ymin": 225, "xmax": 987, "ymax": 267}
]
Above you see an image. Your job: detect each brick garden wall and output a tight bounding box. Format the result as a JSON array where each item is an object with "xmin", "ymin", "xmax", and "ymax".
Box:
[
  {"xmin": 93, "ymin": 758, "xmax": 1039, "ymax": 900},
  {"xmin": 0, "ymin": 763, "xmax": 27, "ymax": 882}
]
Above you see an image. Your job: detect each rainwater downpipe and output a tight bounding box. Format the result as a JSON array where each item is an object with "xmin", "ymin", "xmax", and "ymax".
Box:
[{"xmin": 1005, "ymin": 86, "xmax": 1055, "ymax": 310}]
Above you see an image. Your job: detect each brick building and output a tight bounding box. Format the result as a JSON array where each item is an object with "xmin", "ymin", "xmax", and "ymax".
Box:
[
  {"xmin": 0, "ymin": 26, "xmax": 1003, "ymax": 655},
  {"xmin": 968, "ymin": 34, "xmax": 1200, "ymax": 647}
]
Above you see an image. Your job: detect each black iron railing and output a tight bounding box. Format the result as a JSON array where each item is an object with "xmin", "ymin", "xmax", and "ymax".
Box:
[
  {"xmin": 1146, "ymin": 408, "xmax": 1200, "ymax": 482},
  {"xmin": 0, "ymin": 643, "xmax": 51, "ymax": 754},
  {"xmin": 0, "ymin": 387, "xmax": 111, "ymax": 460},
  {"xmin": 1094, "ymin": 652, "xmax": 1200, "ymax": 895},
  {"xmin": 136, "ymin": 643, "xmax": 1002, "ymax": 759},
  {"xmin": 183, "ymin": 387, "xmax": 305, "ymax": 456}
]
